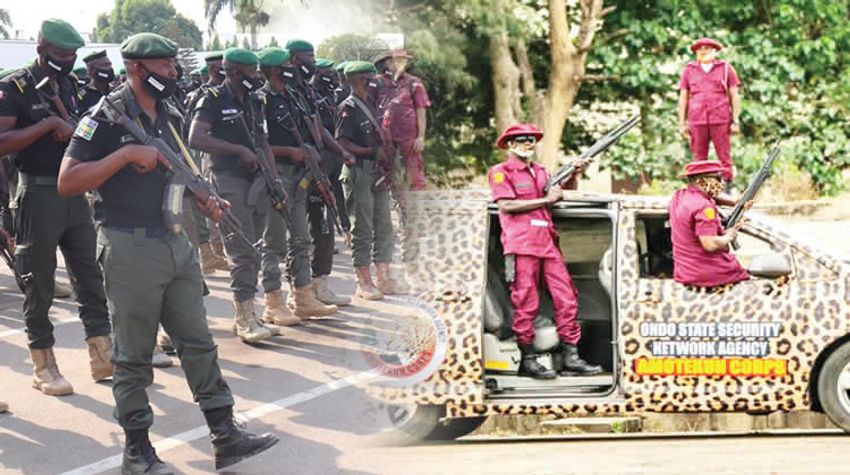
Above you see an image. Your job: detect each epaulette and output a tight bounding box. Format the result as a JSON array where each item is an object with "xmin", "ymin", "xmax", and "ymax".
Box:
[{"xmin": 4, "ymin": 70, "xmax": 28, "ymax": 94}]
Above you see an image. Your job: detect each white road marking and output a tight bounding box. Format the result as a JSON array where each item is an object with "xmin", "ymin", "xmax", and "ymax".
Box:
[{"xmin": 59, "ymin": 370, "xmax": 377, "ymax": 475}]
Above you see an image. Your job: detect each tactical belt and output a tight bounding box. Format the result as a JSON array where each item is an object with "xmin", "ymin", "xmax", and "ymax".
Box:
[
  {"xmin": 108, "ymin": 226, "xmax": 170, "ymax": 239},
  {"xmin": 19, "ymin": 173, "xmax": 58, "ymax": 186}
]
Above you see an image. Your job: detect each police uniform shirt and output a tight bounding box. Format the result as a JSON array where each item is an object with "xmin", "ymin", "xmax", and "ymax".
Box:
[
  {"xmin": 263, "ymin": 85, "xmax": 316, "ymax": 165},
  {"xmin": 0, "ymin": 65, "xmax": 79, "ymax": 176},
  {"xmin": 65, "ymin": 85, "xmax": 177, "ymax": 229},
  {"xmin": 335, "ymin": 95, "xmax": 381, "ymax": 159},
  {"xmin": 193, "ymin": 82, "xmax": 264, "ymax": 180},
  {"xmin": 77, "ymin": 85, "xmax": 106, "ymax": 116}
]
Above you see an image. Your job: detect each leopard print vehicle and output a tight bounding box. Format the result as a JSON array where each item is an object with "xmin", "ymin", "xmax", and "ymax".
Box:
[{"xmin": 366, "ymin": 190, "xmax": 850, "ymax": 422}]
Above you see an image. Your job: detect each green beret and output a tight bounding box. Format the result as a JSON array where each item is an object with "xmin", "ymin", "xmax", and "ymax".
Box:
[
  {"xmin": 223, "ymin": 47, "xmax": 258, "ymax": 66},
  {"xmin": 82, "ymin": 50, "xmax": 107, "ymax": 63},
  {"xmin": 344, "ymin": 60, "xmax": 377, "ymax": 77},
  {"xmin": 315, "ymin": 58, "xmax": 334, "ymax": 69},
  {"xmin": 118, "ymin": 67, "xmax": 126, "ymax": 75},
  {"xmin": 286, "ymin": 39, "xmax": 314, "ymax": 52},
  {"xmin": 39, "ymin": 19, "xmax": 85, "ymax": 50},
  {"xmin": 121, "ymin": 33, "xmax": 178, "ymax": 59},
  {"xmin": 204, "ymin": 51, "xmax": 223, "ymax": 62},
  {"xmin": 257, "ymin": 47, "xmax": 289, "ymax": 67},
  {"xmin": 334, "ymin": 61, "xmax": 349, "ymax": 73},
  {"xmin": 73, "ymin": 66, "xmax": 87, "ymax": 75},
  {"xmin": 199, "ymin": 65, "xmax": 209, "ymax": 75}
]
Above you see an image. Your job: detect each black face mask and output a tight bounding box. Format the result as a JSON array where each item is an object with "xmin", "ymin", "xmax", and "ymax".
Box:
[
  {"xmin": 44, "ymin": 54, "xmax": 76, "ymax": 77},
  {"xmin": 93, "ymin": 67, "xmax": 115, "ymax": 84},
  {"xmin": 298, "ymin": 62, "xmax": 315, "ymax": 78},
  {"xmin": 279, "ymin": 67, "xmax": 299, "ymax": 83},
  {"xmin": 318, "ymin": 74, "xmax": 336, "ymax": 87},
  {"xmin": 142, "ymin": 68, "xmax": 178, "ymax": 100},
  {"xmin": 239, "ymin": 74, "xmax": 263, "ymax": 92}
]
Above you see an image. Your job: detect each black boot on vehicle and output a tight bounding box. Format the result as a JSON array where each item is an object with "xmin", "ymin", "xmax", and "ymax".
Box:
[
  {"xmin": 204, "ymin": 406, "xmax": 279, "ymax": 470},
  {"xmin": 517, "ymin": 344, "xmax": 556, "ymax": 379},
  {"xmin": 121, "ymin": 429, "xmax": 173, "ymax": 475},
  {"xmin": 555, "ymin": 343, "xmax": 603, "ymax": 376}
]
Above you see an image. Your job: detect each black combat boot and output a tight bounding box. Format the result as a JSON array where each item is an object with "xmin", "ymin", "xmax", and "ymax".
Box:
[
  {"xmin": 517, "ymin": 344, "xmax": 556, "ymax": 379},
  {"xmin": 204, "ymin": 406, "xmax": 279, "ymax": 470},
  {"xmin": 121, "ymin": 429, "xmax": 173, "ymax": 475},
  {"xmin": 555, "ymin": 343, "xmax": 603, "ymax": 376}
]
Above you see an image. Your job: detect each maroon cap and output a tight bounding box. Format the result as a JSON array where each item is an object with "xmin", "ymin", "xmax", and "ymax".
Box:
[
  {"xmin": 690, "ymin": 37, "xmax": 723, "ymax": 53},
  {"xmin": 497, "ymin": 124, "xmax": 544, "ymax": 149},
  {"xmin": 680, "ymin": 161, "xmax": 726, "ymax": 177}
]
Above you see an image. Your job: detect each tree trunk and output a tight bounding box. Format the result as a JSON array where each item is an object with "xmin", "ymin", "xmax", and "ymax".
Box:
[
  {"xmin": 489, "ymin": 32, "xmax": 522, "ymax": 135},
  {"xmin": 537, "ymin": 0, "xmax": 605, "ymax": 169}
]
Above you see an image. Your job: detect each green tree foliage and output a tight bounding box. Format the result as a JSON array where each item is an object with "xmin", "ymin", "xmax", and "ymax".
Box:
[
  {"xmin": 316, "ymin": 33, "xmax": 389, "ymax": 63},
  {"xmin": 94, "ymin": 0, "xmax": 203, "ymax": 49}
]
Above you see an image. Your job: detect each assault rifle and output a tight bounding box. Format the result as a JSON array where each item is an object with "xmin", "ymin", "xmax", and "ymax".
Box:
[
  {"xmin": 286, "ymin": 114, "xmax": 349, "ymax": 242},
  {"xmin": 234, "ymin": 112, "xmax": 296, "ymax": 235},
  {"xmin": 32, "ymin": 74, "xmax": 81, "ymax": 128},
  {"xmin": 724, "ymin": 141, "xmax": 781, "ymax": 229},
  {"xmin": 544, "ymin": 114, "xmax": 641, "ymax": 193},
  {"xmin": 0, "ymin": 233, "xmax": 32, "ymax": 292},
  {"xmin": 92, "ymin": 96, "xmax": 260, "ymax": 256}
]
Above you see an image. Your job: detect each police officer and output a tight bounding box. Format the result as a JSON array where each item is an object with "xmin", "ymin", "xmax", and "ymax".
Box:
[
  {"xmin": 286, "ymin": 39, "xmax": 355, "ymax": 305},
  {"xmin": 58, "ymin": 32, "xmax": 278, "ymax": 474},
  {"xmin": 334, "ymin": 60, "xmax": 350, "ymax": 106},
  {"xmin": 77, "ymin": 49, "xmax": 115, "ymax": 115},
  {"xmin": 257, "ymin": 47, "xmax": 343, "ymax": 316},
  {"xmin": 669, "ymin": 161, "xmax": 750, "ymax": 287},
  {"xmin": 311, "ymin": 57, "xmax": 351, "ymax": 237},
  {"xmin": 188, "ymin": 47, "xmax": 280, "ymax": 342},
  {"xmin": 336, "ymin": 61, "xmax": 406, "ymax": 299},
  {"xmin": 185, "ymin": 51, "xmax": 230, "ymax": 274},
  {"xmin": 0, "ymin": 19, "xmax": 112, "ymax": 396},
  {"xmin": 488, "ymin": 124, "xmax": 601, "ymax": 379}
]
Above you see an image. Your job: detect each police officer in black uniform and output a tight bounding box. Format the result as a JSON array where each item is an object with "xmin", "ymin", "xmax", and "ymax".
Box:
[
  {"xmin": 0, "ymin": 19, "xmax": 112, "ymax": 396},
  {"xmin": 77, "ymin": 49, "xmax": 115, "ymax": 115},
  {"xmin": 189, "ymin": 47, "xmax": 280, "ymax": 343},
  {"xmin": 58, "ymin": 32, "xmax": 278, "ymax": 474}
]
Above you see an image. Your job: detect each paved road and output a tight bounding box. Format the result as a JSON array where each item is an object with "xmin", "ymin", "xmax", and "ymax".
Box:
[
  {"xmin": 342, "ymin": 434, "xmax": 850, "ymax": 474},
  {"xmin": 0, "ymin": 245, "xmax": 406, "ymax": 475}
]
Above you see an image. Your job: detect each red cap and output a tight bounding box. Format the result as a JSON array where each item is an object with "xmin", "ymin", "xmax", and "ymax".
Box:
[
  {"xmin": 496, "ymin": 124, "xmax": 544, "ymax": 149},
  {"xmin": 680, "ymin": 161, "xmax": 726, "ymax": 177},
  {"xmin": 690, "ymin": 37, "xmax": 723, "ymax": 53}
]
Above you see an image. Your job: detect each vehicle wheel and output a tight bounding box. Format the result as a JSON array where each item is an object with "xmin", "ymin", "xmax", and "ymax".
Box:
[
  {"xmin": 816, "ymin": 342, "xmax": 850, "ymax": 432},
  {"xmin": 366, "ymin": 403, "xmax": 484, "ymax": 446}
]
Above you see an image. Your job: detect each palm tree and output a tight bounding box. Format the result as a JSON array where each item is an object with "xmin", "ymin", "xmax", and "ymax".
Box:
[
  {"xmin": 0, "ymin": 8, "xmax": 11, "ymax": 39},
  {"xmin": 204, "ymin": 0, "xmax": 272, "ymax": 50}
]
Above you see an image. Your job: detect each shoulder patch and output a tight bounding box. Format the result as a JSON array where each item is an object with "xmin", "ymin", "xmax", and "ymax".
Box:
[
  {"xmin": 703, "ymin": 207, "xmax": 716, "ymax": 220},
  {"xmin": 493, "ymin": 171, "xmax": 505, "ymax": 184},
  {"xmin": 74, "ymin": 116, "xmax": 99, "ymax": 141}
]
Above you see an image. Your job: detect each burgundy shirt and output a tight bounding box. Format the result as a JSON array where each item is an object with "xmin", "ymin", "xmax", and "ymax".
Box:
[
  {"xmin": 380, "ymin": 73, "xmax": 431, "ymax": 142},
  {"xmin": 489, "ymin": 155, "xmax": 561, "ymax": 259},
  {"xmin": 678, "ymin": 60, "xmax": 740, "ymax": 125},
  {"xmin": 669, "ymin": 185, "xmax": 750, "ymax": 287}
]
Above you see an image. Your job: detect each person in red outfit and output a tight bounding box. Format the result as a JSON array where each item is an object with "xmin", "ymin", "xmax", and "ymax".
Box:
[
  {"xmin": 669, "ymin": 161, "xmax": 750, "ymax": 288},
  {"xmin": 488, "ymin": 124, "xmax": 602, "ymax": 379},
  {"xmin": 678, "ymin": 38, "xmax": 741, "ymax": 184},
  {"xmin": 374, "ymin": 49, "xmax": 431, "ymax": 191}
]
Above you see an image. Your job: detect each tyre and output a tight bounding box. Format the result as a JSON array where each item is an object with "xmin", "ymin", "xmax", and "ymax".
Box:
[
  {"xmin": 816, "ymin": 342, "xmax": 850, "ymax": 431},
  {"xmin": 366, "ymin": 403, "xmax": 484, "ymax": 446}
]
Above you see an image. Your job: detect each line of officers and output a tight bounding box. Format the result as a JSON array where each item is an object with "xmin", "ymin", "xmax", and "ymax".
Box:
[{"xmin": 0, "ymin": 19, "xmax": 416, "ymax": 472}]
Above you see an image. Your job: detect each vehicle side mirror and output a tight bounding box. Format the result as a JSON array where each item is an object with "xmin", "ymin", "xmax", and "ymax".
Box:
[{"xmin": 747, "ymin": 253, "xmax": 792, "ymax": 278}]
